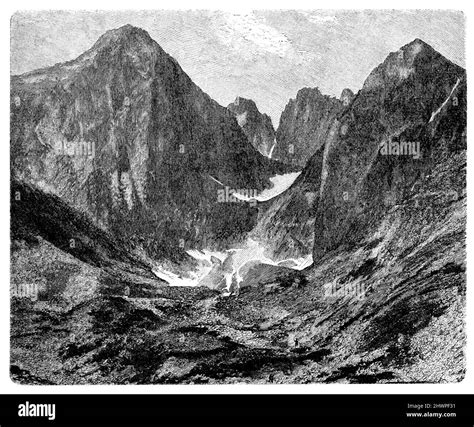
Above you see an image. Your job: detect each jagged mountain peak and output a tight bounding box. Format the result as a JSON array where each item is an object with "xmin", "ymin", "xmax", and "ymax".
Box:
[
  {"xmin": 227, "ymin": 96, "xmax": 275, "ymax": 156},
  {"xmin": 402, "ymin": 37, "xmax": 433, "ymax": 52},
  {"xmin": 363, "ymin": 38, "xmax": 464, "ymax": 91},
  {"xmin": 14, "ymin": 25, "xmax": 167, "ymax": 85},
  {"xmin": 227, "ymin": 97, "xmax": 274, "ymax": 123},
  {"xmin": 90, "ymin": 24, "xmax": 158, "ymax": 52},
  {"xmin": 77, "ymin": 24, "xmax": 169, "ymax": 70},
  {"xmin": 272, "ymin": 86, "xmax": 342, "ymax": 166},
  {"xmin": 290, "ymin": 87, "xmax": 341, "ymax": 107},
  {"xmin": 228, "ymin": 96, "xmax": 259, "ymax": 112},
  {"xmin": 394, "ymin": 38, "xmax": 443, "ymax": 67},
  {"xmin": 300, "ymin": 86, "xmax": 322, "ymax": 93},
  {"xmin": 105, "ymin": 23, "xmax": 150, "ymax": 37},
  {"xmin": 295, "ymin": 86, "xmax": 323, "ymax": 99},
  {"xmin": 233, "ymin": 95, "xmax": 249, "ymax": 104},
  {"xmin": 227, "ymin": 96, "xmax": 274, "ymax": 125}
]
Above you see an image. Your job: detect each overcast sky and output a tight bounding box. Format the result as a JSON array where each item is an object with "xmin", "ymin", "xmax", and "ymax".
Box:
[{"xmin": 11, "ymin": 10, "xmax": 465, "ymax": 125}]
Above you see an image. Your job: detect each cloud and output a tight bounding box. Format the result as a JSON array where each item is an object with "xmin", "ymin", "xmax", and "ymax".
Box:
[
  {"xmin": 212, "ymin": 12, "xmax": 292, "ymax": 58},
  {"xmin": 299, "ymin": 12, "xmax": 337, "ymax": 25}
]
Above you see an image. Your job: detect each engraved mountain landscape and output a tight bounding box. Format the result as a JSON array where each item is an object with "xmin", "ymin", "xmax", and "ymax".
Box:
[{"xmin": 10, "ymin": 16, "xmax": 466, "ymax": 384}]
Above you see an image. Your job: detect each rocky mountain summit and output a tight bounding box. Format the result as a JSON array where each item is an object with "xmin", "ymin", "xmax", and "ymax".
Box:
[
  {"xmin": 272, "ymin": 87, "xmax": 343, "ymax": 166},
  {"xmin": 227, "ymin": 97, "xmax": 276, "ymax": 157}
]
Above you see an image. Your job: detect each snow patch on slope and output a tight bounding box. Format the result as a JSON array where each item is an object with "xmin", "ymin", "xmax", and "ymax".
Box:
[
  {"xmin": 429, "ymin": 78, "xmax": 461, "ymax": 123},
  {"xmin": 233, "ymin": 172, "xmax": 301, "ymax": 202}
]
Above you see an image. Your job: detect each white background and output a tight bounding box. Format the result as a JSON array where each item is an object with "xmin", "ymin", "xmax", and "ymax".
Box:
[{"xmin": 1, "ymin": 0, "xmax": 472, "ymax": 395}]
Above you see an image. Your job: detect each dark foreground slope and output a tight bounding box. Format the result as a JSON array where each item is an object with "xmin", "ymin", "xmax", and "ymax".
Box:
[
  {"xmin": 11, "ymin": 179, "xmax": 167, "ymax": 304},
  {"xmin": 12, "ymin": 201, "xmax": 464, "ymax": 384}
]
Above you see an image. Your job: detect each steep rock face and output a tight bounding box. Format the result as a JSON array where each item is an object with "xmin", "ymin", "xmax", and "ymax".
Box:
[
  {"xmin": 10, "ymin": 25, "xmax": 285, "ymax": 257},
  {"xmin": 227, "ymin": 97, "xmax": 276, "ymax": 157},
  {"xmin": 312, "ymin": 39, "xmax": 466, "ymax": 260},
  {"xmin": 272, "ymin": 87, "xmax": 342, "ymax": 167},
  {"xmin": 251, "ymin": 149, "xmax": 324, "ymax": 261}
]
